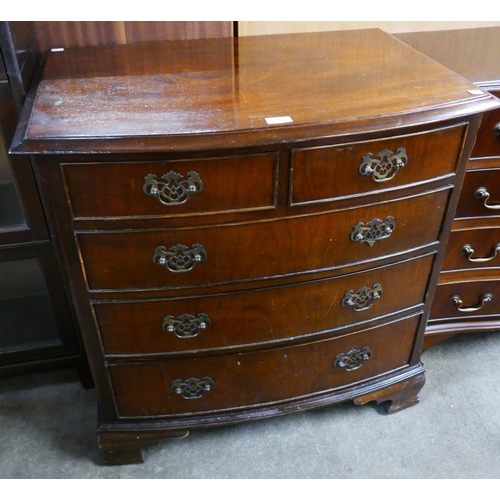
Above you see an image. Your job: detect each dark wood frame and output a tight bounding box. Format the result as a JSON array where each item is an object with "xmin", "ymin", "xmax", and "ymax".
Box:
[{"xmin": 0, "ymin": 22, "xmax": 89, "ymax": 381}]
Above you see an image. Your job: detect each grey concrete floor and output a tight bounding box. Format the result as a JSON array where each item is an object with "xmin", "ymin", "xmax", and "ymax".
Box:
[{"xmin": 1, "ymin": 331, "xmax": 500, "ymax": 478}]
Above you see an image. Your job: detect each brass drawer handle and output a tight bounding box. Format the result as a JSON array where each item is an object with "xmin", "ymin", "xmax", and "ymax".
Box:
[
  {"xmin": 341, "ymin": 283, "xmax": 382, "ymax": 311},
  {"xmin": 358, "ymin": 147, "xmax": 407, "ymax": 182},
  {"xmin": 171, "ymin": 377, "xmax": 215, "ymax": 399},
  {"xmin": 162, "ymin": 313, "xmax": 211, "ymax": 338},
  {"xmin": 450, "ymin": 293, "xmax": 493, "ymax": 313},
  {"xmin": 492, "ymin": 123, "xmax": 500, "ymax": 137},
  {"xmin": 460, "ymin": 243, "xmax": 500, "ymax": 263},
  {"xmin": 143, "ymin": 171, "xmax": 203, "ymax": 205},
  {"xmin": 334, "ymin": 347, "xmax": 372, "ymax": 371},
  {"xmin": 350, "ymin": 216, "xmax": 395, "ymax": 247},
  {"xmin": 474, "ymin": 187, "xmax": 500, "ymax": 210},
  {"xmin": 153, "ymin": 243, "xmax": 207, "ymax": 272}
]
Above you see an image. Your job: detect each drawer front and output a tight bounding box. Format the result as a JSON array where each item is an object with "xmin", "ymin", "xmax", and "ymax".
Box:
[
  {"xmin": 471, "ymin": 92, "xmax": 500, "ymax": 158},
  {"xmin": 442, "ymin": 228, "xmax": 500, "ymax": 272},
  {"xmin": 108, "ymin": 314, "xmax": 420, "ymax": 417},
  {"xmin": 78, "ymin": 187, "xmax": 449, "ymax": 291},
  {"xmin": 290, "ymin": 124, "xmax": 466, "ymax": 205},
  {"xmin": 62, "ymin": 153, "xmax": 278, "ymax": 219},
  {"xmin": 95, "ymin": 254, "xmax": 434, "ymax": 355},
  {"xmin": 430, "ymin": 280, "xmax": 500, "ymax": 321},
  {"xmin": 455, "ymin": 168, "xmax": 500, "ymax": 219}
]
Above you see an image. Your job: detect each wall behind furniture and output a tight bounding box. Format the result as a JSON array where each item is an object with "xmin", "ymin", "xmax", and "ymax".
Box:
[{"xmin": 239, "ymin": 21, "xmax": 500, "ymax": 36}]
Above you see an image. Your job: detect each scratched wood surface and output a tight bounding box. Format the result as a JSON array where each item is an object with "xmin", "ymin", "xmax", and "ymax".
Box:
[{"xmin": 14, "ymin": 29, "xmax": 497, "ymax": 155}]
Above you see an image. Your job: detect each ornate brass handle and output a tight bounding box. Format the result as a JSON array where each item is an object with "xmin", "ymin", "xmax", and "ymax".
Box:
[
  {"xmin": 341, "ymin": 283, "xmax": 382, "ymax": 311},
  {"xmin": 358, "ymin": 147, "xmax": 407, "ymax": 182},
  {"xmin": 350, "ymin": 216, "xmax": 395, "ymax": 247},
  {"xmin": 450, "ymin": 293, "xmax": 493, "ymax": 313},
  {"xmin": 153, "ymin": 243, "xmax": 207, "ymax": 272},
  {"xmin": 143, "ymin": 171, "xmax": 203, "ymax": 205},
  {"xmin": 474, "ymin": 187, "xmax": 500, "ymax": 210},
  {"xmin": 492, "ymin": 123, "xmax": 500, "ymax": 137},
  {"xmin": 171, "ymin": 377, "xmax": 215, "ymax": 399},
  {"xmin": 162, "ymin": 313, "xmax": 211, "ymax": 338},
  {"xmin": 460, "ymin": 243, "xmax": 500, "ymax": 263},
  {"xmin": 334, "ymin": 347, "xmax": 372, "ymax": 371}
]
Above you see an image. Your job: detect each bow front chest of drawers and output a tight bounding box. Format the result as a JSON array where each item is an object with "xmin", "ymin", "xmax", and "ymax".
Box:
[{"xmin": 11, "ymin": 29, "xmax": 499, "ymax": 465}]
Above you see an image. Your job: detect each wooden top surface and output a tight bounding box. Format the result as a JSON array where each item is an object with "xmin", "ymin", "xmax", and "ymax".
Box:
[
  {"xmin": 395, "ymin": 27, "xmax": 500, "ymax": 89},
  {"xmin": 12, "ymin": 29, "xmax": 499, "ymax": 154}
]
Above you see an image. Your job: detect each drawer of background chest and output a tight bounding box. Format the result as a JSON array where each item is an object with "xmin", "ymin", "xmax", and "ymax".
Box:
[
  {"xmin": 95, "ymin": 254, "xmax": 434, "ymax": 355},
  {"xmin": 290, "ymin": 123, "xmax": 466, "ymax": 206},
  {"xmin": 455, "ymin": 167, "xmax": 500, "ymax": 219},
  {"xmin": 107, "ymin": 314, "xmax": 421, "ymax": 417},
  {"xmin": 442, "ymin": 228, "xmax": 500, "ymax": 272},
  {"xmin": 430, "ymin": 279, "xmax": 500, "ymax": 321},
  {"xmin": 77, "ymin": 187, "xmax": 449, "ymax": 291},
  {"xmin": 470, "ymin": 92, "xmax": 500, "ymax": 158},
  {"xmin": 61, "ymin": 153, "xmax": 278, "ymax": 219}
]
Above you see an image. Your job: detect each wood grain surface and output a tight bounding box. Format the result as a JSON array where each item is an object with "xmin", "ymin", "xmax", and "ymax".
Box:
[{"xmin": 12, "ymin": 30, "xmax": 498, "ymax": 154}]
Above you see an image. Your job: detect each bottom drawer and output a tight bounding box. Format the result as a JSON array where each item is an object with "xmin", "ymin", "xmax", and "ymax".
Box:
[
  {"xmin": 430, "ymin": 279, "xmax": 500, "ymax": 321},
  {"xmin": 108, "ymin": 314, "xmax": 421, "ymax": 417}
]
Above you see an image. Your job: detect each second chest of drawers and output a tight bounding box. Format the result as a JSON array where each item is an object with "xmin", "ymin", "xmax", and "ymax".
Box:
[{"xmin": 395, "ymin": 28, "xmax": 500, "ymax": 348}]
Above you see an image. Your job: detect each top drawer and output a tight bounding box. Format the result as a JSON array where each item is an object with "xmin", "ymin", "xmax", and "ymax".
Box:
[
  {"xmin": 471, "ymin": 90, "xmax": 500, "ymax": 159},
  {"xmin": 290, "ymin": 124, "xmax": 466, "ymax": 206},
  {"xmin": 62, "ymin": 153, "xmax": 278, "ymax": 220}
]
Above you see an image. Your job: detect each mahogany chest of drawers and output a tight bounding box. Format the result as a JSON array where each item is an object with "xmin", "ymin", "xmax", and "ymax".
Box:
[
  {"xmin": 396, "ymin": 28, "xmax": 500, "ymax": 349},
  {"xmin": 11, "ymin": 29, "xmax": 499, "ymax": 465}
]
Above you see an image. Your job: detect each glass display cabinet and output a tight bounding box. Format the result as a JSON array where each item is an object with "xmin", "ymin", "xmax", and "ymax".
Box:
[{"xmin": 0, "ymin": 21, "xmax": 88, "ymax": 379}]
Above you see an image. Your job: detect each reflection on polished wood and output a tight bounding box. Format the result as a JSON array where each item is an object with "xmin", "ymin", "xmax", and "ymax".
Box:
[
  {"xmin": 12, "ymin": 30, "xmax": 495, "ymax": 154},
  {"xmin": 32, "ymin": 21, "xmax": 232, "ymax": 51},
  {"xmin": 396, "ymin": 28, "xmax": 500, "ymax": 88}
]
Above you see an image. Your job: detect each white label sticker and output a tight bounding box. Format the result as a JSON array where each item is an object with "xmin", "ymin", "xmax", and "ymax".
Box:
[
  {"xmin": 51, "ymin": 48, "xmax": 65, "ymax": 52},
  {"xmin": 265, "ymin": 116, "xmax": 293, "ymax": 125},
  {"xmin": 468, "ymin": 89, "xmax": 485, "ymax": 95}
]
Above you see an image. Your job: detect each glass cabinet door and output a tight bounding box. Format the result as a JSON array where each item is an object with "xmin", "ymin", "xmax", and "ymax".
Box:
[
  {"xmin": 0, "ymin": 245, "xmax": 79, "ymax": 367},
  {"xmin": 0, "ymin": 82, "xmax": 49, "ymax": 245},
  {"xmin": 0, "ymin": 24, "xmax": 84, "ymax": 377},
  {"xmin": 0, "ymin": 126, "xmax": 26, "ymax": 229}
]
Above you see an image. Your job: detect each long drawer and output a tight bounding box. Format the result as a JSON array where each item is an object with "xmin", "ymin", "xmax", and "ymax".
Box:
[
  {"xmin": 442, "ymin": 227, "xmax": 500, "ymax": 272},
  {"xmin": 78, "ymin": 187, "xmax": 450, "ymax": 291},
  {"xmin": 62, "ymin": 153, "xmax": 279, "ymax": 219},
  {"xmin": 430, "ymin": 279, "xmax": 500, "ymax": 321},
  {"xmin": 290, "ymin": 123, "xmax": 466, "ymax": 205},
  {"xmin": 107, "ymin": 314, "xmax": 420, "ymax": 417},
  {"xmin": 95, "ymin": 254, "xmax": 434, "ymax": 355}
]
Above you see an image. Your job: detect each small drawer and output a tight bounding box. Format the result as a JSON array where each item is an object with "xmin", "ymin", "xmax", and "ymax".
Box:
[
  {"xmin": 78, "ymin": 187, "xmax": 449, "ymax": 291},
  {"xmin": 470, "ymin": 93, "xmax": 500, "ymax": 159},
  {"xmin": 442, "ymin": 228, "xmax": 500, "ymax": 272},
  {"xmin": 62, "ymin": 153, "xmax": 278, "ymax": 219},
  {"xmin": 107, "ymin": 314, "xmax": 420, "ymax": 417},
  {"xmin": 455, "ymin": 167, "xmax": 500, "ymax": 219},
  {"xmin": 430, "ymin": 280, "xmax": 500, "ymax": 321},
  {"xmin": 95, "ymin": 254, "xmax": 434, "ymax": 355},
  {"xmin": 290, "ymin": 124, "xmax": 466, "ymax": 206}
]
